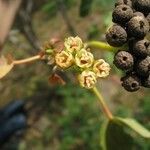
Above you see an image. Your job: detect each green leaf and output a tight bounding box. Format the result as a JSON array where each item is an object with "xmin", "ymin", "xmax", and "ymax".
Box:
[
  {"xmin": 100, "ymin": 117, "xmax": 150, "ymax": 150},
  {"xmin": 99, "ymin": 121, "xmax": 107, "ymax": 150},
  {"xmin": 105, "ymin": 120, "xmax": 134, "ymax": 150},
  {"xmin": 0, "ymin": 55, "xmax": 14, "ymax": 79},
  {"xmin": 115, "ymin": 117, "xmax": 150, "ymax": 139}
]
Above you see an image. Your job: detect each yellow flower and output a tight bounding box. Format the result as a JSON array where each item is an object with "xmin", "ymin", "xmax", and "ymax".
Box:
[
  {"xmin": 93, "ymin": 59, "xmax": 110, "ymax": 78},
  {"xmin": 64, "ymin": 36, "xmax": 83, "ymax": 53},
  {"xmin": 75, "ymin": 49, "xmax": 94, "ymax": 68},
  {"xmin": 78, "ymin": 70, "xmax": 97, "ymax": 89},
  {"xmin": 55, "ymin": 51, "xmax": 74, "ymax": 69}
]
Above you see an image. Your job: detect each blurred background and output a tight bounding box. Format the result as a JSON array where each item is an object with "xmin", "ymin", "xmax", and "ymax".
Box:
[{"xmin": 0, "ymin": 0, "xmax": 149, "ymax": 149}]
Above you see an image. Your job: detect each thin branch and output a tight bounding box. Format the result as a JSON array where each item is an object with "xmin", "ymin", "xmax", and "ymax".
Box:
[
  {"xmin": 13, "ymin": 55, "xmax": 41, "ymax": 65},
  {"xmin": 17, "ymin": 0, "xmax": 40, "ymax": 51}
]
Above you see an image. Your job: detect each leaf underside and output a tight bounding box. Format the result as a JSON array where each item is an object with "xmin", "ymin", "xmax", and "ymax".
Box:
[
  {"xmin": 115, "ymin": 117, "xmax": 150, "ymax": 139},
  {"xmin": 100, "ymin": 117, "xmax": 150, "ymax": 150},
  {"xmin": 0, "ymin": 55, "xmax": 14, "ymax": 79},
  {"xmin": 105, "ymin": 120, "xmax": 134, "ymax": 150}
]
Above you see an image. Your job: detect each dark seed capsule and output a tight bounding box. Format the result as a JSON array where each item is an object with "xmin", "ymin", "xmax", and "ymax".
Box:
[
  {"xmin": 142, "ymin": 75, "xmax": 150, "ymax": 88},
  {"xmin": 132, "ymin": 39, "xmax": 150, "ymax": 58},
  {"xmin": 133, "ymin": 0, "xmax": 150, "ymax": 15},
  {"xmin": 115, "ymin": 0, "xmax": 132, "ymax": 7},
  {"xmin": 133, "ymin": 11, "xmax": 145, "ymax": 17},
  {"xmin": 128, "ymin": 37, "xmax": 137, "ymax": 51},
  {"xmin": 127, "ymin": 16, "xmax": 149, "ymax": 39},
  {"xmin": 136, "ymin": 56, "xmax": 150, "ymax": 77},
  {"xmin": 147, "ymin": 13, "xmax": 150, "ymax": 26},
  {"xmin": 106, "ymin": 24, "xmax": 127, "ymax": 47},
  {"xmin": 112, "ymin": 5, "xmax": 134, "ymax": 25},
  {"xmin": 114, "ymin": 50, "xmax": 134, "ymax": 70},
  {"xmin": 121, "ymin": 73, "xmax": 141, "ymax": 92}
]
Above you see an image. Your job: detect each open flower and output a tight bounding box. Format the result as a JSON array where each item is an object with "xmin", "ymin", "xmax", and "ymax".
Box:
[
  {"xmin": 55, "ymin": 51, "xmax": 74, "ymax": 69},
  {"xmin": 78, "ymin": 70, "xmax": 97, "ymax": 89},
  {"xmin": 93, "ymin": 59, "xmax": 110, "ymax": 78},
  {"xmin": 75, "ymin": 49, "xmax": 94, "ymax": 68},
  {"xmin": 64, "ymin": 36, "xmax": 83, "ymax": 53}
]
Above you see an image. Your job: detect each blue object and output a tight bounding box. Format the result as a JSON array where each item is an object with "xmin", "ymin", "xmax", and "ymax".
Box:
[
  {"xmin": 0, "ymin": 100, "xmax": 27, "ymax": 145},
  {"xmin": 0, "ymin": 100, "xmax": 25, "ymax": 123},
  {"xmin": 0, "ymin": 114, "xmax": 27, "ymax": 144}
]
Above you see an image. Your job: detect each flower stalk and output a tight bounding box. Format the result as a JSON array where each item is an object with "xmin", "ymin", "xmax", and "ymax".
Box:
[
  {"xmin": 92, "ymin": 87, "xmax": 113, "ymax": 120},
  {"xmin": 87, "ymin": 41, "xmax": 119, "ymax": 52},
  {"xmin": 13, "ymin": 55, "xmax": 41, "ymax": 65}
]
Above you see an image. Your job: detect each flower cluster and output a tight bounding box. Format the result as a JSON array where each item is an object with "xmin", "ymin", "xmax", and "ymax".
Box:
[{"xmin": 48, "ymin": 36, "xmax": 110, "ymax": 89}]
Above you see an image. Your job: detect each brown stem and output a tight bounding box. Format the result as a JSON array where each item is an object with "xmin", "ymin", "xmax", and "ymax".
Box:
[{"xmin": 13, "ymin": 55, "xmax": 41, "ymax": 65}]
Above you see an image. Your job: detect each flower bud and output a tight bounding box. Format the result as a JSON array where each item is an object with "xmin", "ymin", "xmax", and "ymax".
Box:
[
  {"xmin": 93, "ymin": 59, "xmax": 110, "ymax": 78},
  {"xmin": 78, "ymin": 70, "xmax": 97, "ymax": 89},
  {"xmin": 55, "ymin": 51, "xmax": 74, "ymax": 69},
  {"xmin": 64, "ymin": 36, "xmax": 83, "ymax": 53},
  {"xmin": 75, "ymin": 49, "xmax": 94, "ymax": 68}
]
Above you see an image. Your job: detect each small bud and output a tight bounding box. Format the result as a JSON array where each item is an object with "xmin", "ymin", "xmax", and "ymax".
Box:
[
  {"xmin": 55, "ymin": 51, "xmax": 74, "ymax": 69},
  {"xmin": 78, "ymin": 70, "xmax": 97, "ymax": 89},
  {"xmin": 93, "ymin": 59, "xmax": 110, "ymax": 78},
  {"xmin": 64, "ymin": 36, "xmax": 83, "ymax": 53},
  {"xmin": 49, "ymin": 73, "xmax": 66, "ymax": 86},
  {"xmin": 75, "ymin": 49, "xmax": 94, "ymax": 68},
  {"xmin": 43, "ymin": 38, "xmax": 64, "ymax": 53},
  {"xmin": 47, "ymin": 55, "xmax": 55, "ymax": 65}
]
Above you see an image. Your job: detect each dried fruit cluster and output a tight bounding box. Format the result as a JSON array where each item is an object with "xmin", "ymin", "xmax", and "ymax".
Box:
[
  {"xmin": 106, "ymin": 0, "xmax": 150, "ymax": 92},
  {"xmin": 45, "ymin": 36, "xmax": 110, "ymax": 89}
]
